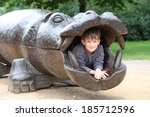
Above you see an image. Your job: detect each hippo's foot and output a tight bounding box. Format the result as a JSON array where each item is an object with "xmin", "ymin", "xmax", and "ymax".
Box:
[
  {"xmin": 8, "ymin": 73, "xmax": 63, "ymax": 93},
  {"xmin": 0, "ymin": 62, "xmax": 10, "ymax": 78},
  {"xmin": 8, "ymin": 58, "xmax": 75, "ymax": 93},
  {"xmin": 8, "ymin": 78, "xmax": 36, "ymax": 93}
]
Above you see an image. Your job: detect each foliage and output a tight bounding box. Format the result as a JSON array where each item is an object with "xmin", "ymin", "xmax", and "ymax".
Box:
[
  {"xmin": 0, "ymin": 0, "xmax": 136, "ymax": 14},
  {"xmin": 0, "ymin": 0, "xmax": 149, "ymax": 40},
  {"xmin": 115, "ymin": 0, "xmax": 150, "ymax": 41},
  {"xmin": 0, "ymin": 0, "xmax": 68, "ymax": 13},
  {"xmin": 54, "ymin": 0, "xmax": 79, "ymax": 16}
]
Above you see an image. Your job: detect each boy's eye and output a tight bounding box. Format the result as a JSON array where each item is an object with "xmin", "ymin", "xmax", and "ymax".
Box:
[
  {"xmin": 93, "ymin": 40, "xmax": 98, "ymax": 43},
  {"xmin": 86, "ymin": 40, "xmax": 90, "ymax": 43}
]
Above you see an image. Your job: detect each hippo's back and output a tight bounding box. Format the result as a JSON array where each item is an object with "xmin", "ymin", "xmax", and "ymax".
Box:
[
  {"xmin": 0, "ymin": 9, "xmax": 48, "ymax": 44},
  {"xmin": 0, "ymin": 9, "xmax": 47, "ymax": 63}
]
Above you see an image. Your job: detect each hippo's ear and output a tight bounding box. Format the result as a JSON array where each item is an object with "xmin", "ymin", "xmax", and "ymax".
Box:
[{"xmin": 43, "ymin": 12, "xmax": 53, "ymax": 22}]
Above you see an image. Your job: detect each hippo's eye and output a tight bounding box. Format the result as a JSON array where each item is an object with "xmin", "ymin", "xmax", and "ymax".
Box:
[{"xmin": 52, "ymin": 15, "xmax": 64, "ymax": 23}]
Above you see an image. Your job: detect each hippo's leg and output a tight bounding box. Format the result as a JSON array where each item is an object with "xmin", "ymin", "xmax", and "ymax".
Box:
[
  {"xmin": 8, "ymin": 58, "xmax": 63, "ymax": 93},
  {"xmin": 0, "ymin": 55, "xmax": 10, "ymax": 77}
]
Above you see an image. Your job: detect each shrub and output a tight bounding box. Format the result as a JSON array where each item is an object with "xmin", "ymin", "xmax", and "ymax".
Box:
[{"xmin": 116, "ymin": 0, "xmax": 150, "ymax": 41}]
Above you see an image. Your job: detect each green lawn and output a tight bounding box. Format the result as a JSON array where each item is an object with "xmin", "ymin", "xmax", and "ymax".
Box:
[{"xmin": 110, "ymin": 40, "xmax": 150, "ymax": 60}]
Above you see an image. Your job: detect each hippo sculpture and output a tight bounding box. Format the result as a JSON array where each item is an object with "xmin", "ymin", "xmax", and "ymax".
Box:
[{"xmin": 0, "ymin": 9, "xmax": 127, "ymax": 93}]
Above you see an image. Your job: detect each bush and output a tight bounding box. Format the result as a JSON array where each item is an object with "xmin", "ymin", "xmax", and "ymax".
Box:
[
  {"xmin": 116, "ymin": 0, "xmax": 150, "ymax": 41},
  {"xmin": 0, "ymin": 0, "xmax": 149, "ymax": 41}
]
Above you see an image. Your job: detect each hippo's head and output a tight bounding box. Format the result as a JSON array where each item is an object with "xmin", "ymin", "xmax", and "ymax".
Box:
[
  {"xmin": 37, "ymin": 10, "xmax": 127, "ymax": 51},
  {"xmin": 37, "ymin": 10, "xmax": 127, "ymax": 91},
  {"xmin": 60, "ymin": 10, "xmax": 127, "ymax": 51}
]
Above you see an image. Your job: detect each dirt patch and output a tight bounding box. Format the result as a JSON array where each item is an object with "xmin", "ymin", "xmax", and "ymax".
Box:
[{"xmin": 0, "ymin": 60, "xmax": 150, "ymax": 100}]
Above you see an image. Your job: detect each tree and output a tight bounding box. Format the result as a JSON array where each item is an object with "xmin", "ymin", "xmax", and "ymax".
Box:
[
  {"xmin": 79, "ymin": 0, "xmax": 136, "ymax": 12},
  {"xmin": 1, "ymin": 0, "xmax": 136, "ymax": 13},
  {"xmin": 0, "ymin": 0, "xmax": 8, "ymax": 6},
  {"xmin": 116, "ymin": 0, "xmax": 150, "ymax": 40}
]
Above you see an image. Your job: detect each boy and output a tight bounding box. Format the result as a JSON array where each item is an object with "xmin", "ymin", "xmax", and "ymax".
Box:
[{"xmin": 72, "ymin": 27, "xmax": 109, "ymax": 80}]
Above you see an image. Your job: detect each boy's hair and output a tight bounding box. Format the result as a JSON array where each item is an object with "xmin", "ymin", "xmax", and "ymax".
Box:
[{"xmin": 82, "ymin": 27, "xmax": 101, "ymax": 40}]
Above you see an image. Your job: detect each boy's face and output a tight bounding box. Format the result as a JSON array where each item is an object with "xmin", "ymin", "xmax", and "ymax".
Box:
[{"xmin": 81, "ymin": 36, "xmax": 100, "ymax": 53}]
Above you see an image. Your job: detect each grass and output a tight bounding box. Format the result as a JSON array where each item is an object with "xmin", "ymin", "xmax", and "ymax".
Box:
[{"xmin": 110, "ymin": 40, "xmax": 150, "ymax": 60}]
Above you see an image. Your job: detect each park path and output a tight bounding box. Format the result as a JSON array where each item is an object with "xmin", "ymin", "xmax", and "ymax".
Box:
[{"xmin": 0, "ymin": 60, "xmax": 150, "ymax": 100}]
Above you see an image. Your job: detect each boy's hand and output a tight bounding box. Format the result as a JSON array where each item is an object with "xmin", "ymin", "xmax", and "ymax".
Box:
[{"xmin": 94, "ymin": 68, "xmax": 109, "ymax": 80}]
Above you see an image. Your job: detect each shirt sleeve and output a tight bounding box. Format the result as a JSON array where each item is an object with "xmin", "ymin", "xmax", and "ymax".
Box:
[
  {"xmin": 93, "ymin": 45, "xmax": 104, "ymax": 70},
  {"xmin": 72, "ymin": 45, "xmax": 92, "ymax": 73}
]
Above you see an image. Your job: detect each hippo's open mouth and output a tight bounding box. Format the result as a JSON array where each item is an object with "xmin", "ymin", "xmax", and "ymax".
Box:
[
  {"xmin": 59, "ymin": 11, "xmax": 127, "ymax": 91},
  {"xmin": 60, "ymin": 10, "xmax": 127, "ymax": 51}
]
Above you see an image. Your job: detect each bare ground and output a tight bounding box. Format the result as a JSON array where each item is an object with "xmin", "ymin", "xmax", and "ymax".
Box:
[{"xmin": 0, "ymin": 60, "xmax": 150, "ymax": 100}]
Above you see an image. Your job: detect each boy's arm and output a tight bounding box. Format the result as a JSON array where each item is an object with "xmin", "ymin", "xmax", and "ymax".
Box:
[
  {"xmin": 72, "ymin": 45, "xmax": 92, "ymax": 73},
  {"xmin": 75, "ymin": 53, "xmax": 93, "ymax": 73},
  {"xmin": 94, "ymin": 45, "xmax": 104, "ymax": 70},
  {"xmin": 89, "ymin": 70, "xmax": 95, "ymax": 74}
]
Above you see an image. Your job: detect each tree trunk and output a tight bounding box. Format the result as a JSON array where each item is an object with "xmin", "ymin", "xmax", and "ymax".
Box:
[{"xmin": 78, "ymin": 0, "xmax": 86, "ymax": 12}]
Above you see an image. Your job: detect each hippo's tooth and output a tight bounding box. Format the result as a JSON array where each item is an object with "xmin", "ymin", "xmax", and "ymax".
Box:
[
  {"xmin": 116, "ymin": 36, "xmax": 125, "ymax": 49},
  {"xmin": 113, "ymin": 50, "xmax": 122, "ymax": 69},
  {"xmin": 68, "ymin": 51, "xmax": 80, "ymax": 69},
  {"xmin": 60, "ymin": 36, "xmax": 74, "ymax": 51}
]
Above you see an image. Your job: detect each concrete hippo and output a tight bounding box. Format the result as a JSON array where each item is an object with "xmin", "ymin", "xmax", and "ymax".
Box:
[{"xmin": 0, "ymin": 9, "xmax": 127, "ymax": 93}]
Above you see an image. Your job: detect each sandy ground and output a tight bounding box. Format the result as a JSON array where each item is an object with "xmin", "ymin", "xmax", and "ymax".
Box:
[{"xmin": 0, "ymin": 60, "xmax": 150, "ymax": 100}]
